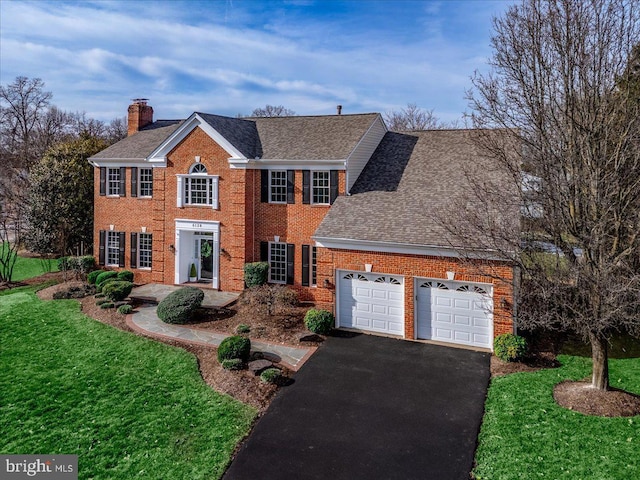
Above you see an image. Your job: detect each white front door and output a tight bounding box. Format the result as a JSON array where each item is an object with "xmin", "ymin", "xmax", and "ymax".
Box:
[
  {"xmin": 337, "ymin": 270, "xmax": 404, "ymax": 337},
  {"xmin": 174, "ymin": 219, "xmax": 220, "ymax": 288},
  {"xmin": 415, "ymin": 279, "xmax": 493, "ymax": 349}
]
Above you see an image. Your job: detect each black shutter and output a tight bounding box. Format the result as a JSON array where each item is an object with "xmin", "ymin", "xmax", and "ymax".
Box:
[
  {"xmin": 260, "ymin": 241, "xmax": 268, "ymax": 262},
  {"xmin": 98, "ymin": 230, "xmax": 106, "ymax": 266},
  {"xmin": 301, "ymin": 245, "xmax": 310, "ymax": 287},
  {"xmin": 261, "ymin": 170, "xmax": 269, "ymax": 202},
  {"xmin": 330, "ymin": 170, "xmax": 339, "ymax": 204},
  {"xmin": 119, "ymin": 167, "xmax": 126, "ymax": 197},
  {"xmin": 130, "ymin": 232, "xmax": 138, "ymax": 268},
  {"xmin": 118, "ymin": 232, "xmax": 126, "ymax": 267},
  {"xmin": 287, "ymin": 170, "xmax": 295, "ymax": 204},
  {"xmin": 302, "ymin": 170, "xmax": 310, "ymax": 204},
  {"xmin": 99, "ymin": 168, "xmax": 106, "ymax": 196},
  {"xmin": 286, "ymin": 243, "xmax": 295, "ymax": 285},
  {"xmin": 131, "ymin": 167, "xmax": 138, "ymax": 198}
]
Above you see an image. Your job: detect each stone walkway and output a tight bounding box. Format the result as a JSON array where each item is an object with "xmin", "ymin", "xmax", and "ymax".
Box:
[
  {"xmin": 130, "ymin": 284, "xmax": 239, "ymax": 308},
  {"xmin": 127, "ymin": 305, "xmax": 315, "ymax": 371}
]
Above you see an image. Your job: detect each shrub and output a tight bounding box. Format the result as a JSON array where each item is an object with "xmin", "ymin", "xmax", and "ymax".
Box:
[
  {"xmin": 156, "ymin": 287, "xmax": 205, "ymax": 324},
  {"xmin": 260, "ymin": 368, "xmax": 281, "ymax": 384},
  {"xmin": 102, "ymin": 281, "xmax": 134, "ymax": 302},
  {"xmin": 217, "ymin": 335, "xmax": 251, "ymax": 363},
  {"xmin": 189, "ymin": 263, "xmax": 197, "ymax": 278},
  {"xmin": 95, "ymin": 271, "xmax": 118, "ymax": 288},
  {"xmin": 241, "ymin": 284, "xmax": 298, "ymax": 316},
  {"xmin": 494, "ymin": 333, "xmax": 527, "ymax": 362},
  {"xmin": 117, "ymin": 304, "xmax": 133, "ymax": 315},
  {"xmin": 95, "ymin": 298, "xmax": 109, "ymax": 306},
  {"xmin": 88, "ymin": 270, "xmax": 104, "ymax": 285},
  {"xmin": 117, "ymin": 270, "xmax": 134, "ymax": 282},
  {"xmin": 57, "ymin": 256, "xmax": 70, "ymax": 271},
  {"xmin": 243, "ymin": 262, "xmax": 269, "ymax": 287},
  {"xmin": 236, "ymin": 324, "xmax": 250, "ymax": 334},
  {"xmin": 221, "ymin": 358, "xmax": 245, "ymax": 371},
  {"xmin": 304, "ymin": 309, "xmax": 334, "ymax": 335},
  {"xmin": 52, "ymin": 284, "xmax": 94, "ymax": 300},
  {"xmin": 94, "ymin": 293, "xmax": 105, "ymax": 299},
  {"xmin": 100, "ymin": 302, "xmax": 115, "ymax": 309},
  {"xmin": 77, "ymin": 256, "xmax": 96, "ymax": 275}
]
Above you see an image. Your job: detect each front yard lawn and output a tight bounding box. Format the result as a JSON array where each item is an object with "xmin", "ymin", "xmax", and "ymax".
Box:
[
  {"xmin": 0, "ymin": 244, "xmax": 59, "ymax": 282},
  {"xmin": 0, "ymin": 286, "xmax": 256, "ymax": 479},
  {"xmin": 473, "ymin": 353, "xmax": 640, "ymax": 479}
]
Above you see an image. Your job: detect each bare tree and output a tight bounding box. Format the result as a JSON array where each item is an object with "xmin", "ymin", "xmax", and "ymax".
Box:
[
  {"xmin": 250, "ymin": 105, "xmax": 296, "ymax": 117},
  {"xmin": 453, "ymin": 0, "xmax": 640, "ymax": 391},
  {"xmin": 384, "ymin": 103, "xmax": 456, "ymax": 131}
]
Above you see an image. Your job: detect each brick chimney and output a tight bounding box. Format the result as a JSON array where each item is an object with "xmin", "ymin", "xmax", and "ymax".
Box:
[{"xmin": 127, "ymin": 99, "xmax": 153, "ymax": 136}]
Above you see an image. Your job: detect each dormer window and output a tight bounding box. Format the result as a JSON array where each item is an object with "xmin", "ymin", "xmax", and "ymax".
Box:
[{"xmin": 176, "ymin": 163, "xmax": 219, "ymax": 209}]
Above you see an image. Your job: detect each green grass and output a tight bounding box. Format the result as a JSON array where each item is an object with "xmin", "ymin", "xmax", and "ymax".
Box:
[
  {"xmin": 0, "ymin": 287, "xmax": 256, "ymax": 479},
  {"xmin": 473, "ymin": 354, "xmax": 640, "ymax": 479},
  {"xmin": 0, "ymin": 243, "xmax": 59, "ymax": 281}
]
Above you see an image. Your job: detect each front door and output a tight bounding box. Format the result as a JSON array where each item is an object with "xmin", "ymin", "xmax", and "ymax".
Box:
[{"xmin": 198, "ymin": 238, "xmax": 214, "ymax": 281}]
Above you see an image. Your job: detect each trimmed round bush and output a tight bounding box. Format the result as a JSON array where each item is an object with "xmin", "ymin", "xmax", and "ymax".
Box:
[
  {"xmin": 102, "ymin": 280, "xmax": 134, "ymax": 302},
  {"xmin": 117, "ymin": 270, "xmax": 134, "ymax": 282},
  {"xmin": 156, "ymin": 286, "xmax": 205, "ymax": 324},
  {"xmin": 494, "ymin": 333, "xmax": 527, "ymax": 362},
  {"xmin": 117, "ymin": 304, "xmax": 133, "ymax": 315},
  {"xmin": 95, "ymin": 271, "xmax": 118, "ymax": 288},
  {"xmin": 221, "ymin": 358, "xmax": 245, "ymax": 371},
  {"xmin": 260, "ymin": 367, "xmax": 281, "ymax": 384},
  {"xmin": 217, "ymin": 335, "xmax": 251, "ymax": 363},
  {"xmin": 88, "ymin": 270, "xmax": 104, "ymax": 285},
  {"xmin": 100, "ymin": 302, "xmax": 115, "ymax": 309},
  {"xmin": 236, "ymin": 323, "xmax": 250, "ymax": 334},
  {"xmin": 243, "ymin": 262, "xmax": 269, "ymax": 287},
  {"xmin": 304, "ymin": 309, "xmax": 334, "ymax": 335}
]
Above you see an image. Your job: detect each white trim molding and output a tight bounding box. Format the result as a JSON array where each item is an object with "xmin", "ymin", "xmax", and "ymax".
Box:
[{"xmin": 228, "ymin": 158, "xmax": 347, "ymax": 170}]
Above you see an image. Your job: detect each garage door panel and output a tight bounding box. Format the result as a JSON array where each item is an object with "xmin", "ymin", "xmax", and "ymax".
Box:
[
  {"xmin": 338, "ymin": 271, "xmax": 404, "ymax": 337},
  {"xmin": 416, "ymin": 279, "xmax": 493, "ymax": 349}
]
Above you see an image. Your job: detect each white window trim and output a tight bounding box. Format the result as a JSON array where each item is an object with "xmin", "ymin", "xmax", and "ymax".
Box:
[
  {"xmin": 138, "ymin": 168, "xmax": 153, "ymax": 198},
  {"xmin": 311, "ymin": 170, "xmax": 330, "ymax": 205},
  {"xmin": 268, "ymin": 241, "xmax": 287, "ymax": 284},
  {"xmin": 176, "ymin": 174, "xmax": 219, "ymax": 209},
  {"xmin": 138, "ymin": 233, "xmax": 152, "ymax": 270},
  {"xmin": 269, "ymin": 170, "xmax": 288, "ymax": 204},
  {"xmin": 107, "ymin": 167, "xmax": 121, "ymax": 197}
]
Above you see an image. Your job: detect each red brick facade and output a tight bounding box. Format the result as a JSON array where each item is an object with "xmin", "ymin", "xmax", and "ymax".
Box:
[{"xmin": 94, "ymin": 123, "xmax": 515, "ymax": 348}]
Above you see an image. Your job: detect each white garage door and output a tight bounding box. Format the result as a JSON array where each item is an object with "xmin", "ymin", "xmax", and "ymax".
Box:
[
  {"xmin": 415, "ymin": 279, "xmax": 493, "ymax": 349},
  {"xmin": 337, "ymin": 271, "xmax": 404, "ymax": 336}
]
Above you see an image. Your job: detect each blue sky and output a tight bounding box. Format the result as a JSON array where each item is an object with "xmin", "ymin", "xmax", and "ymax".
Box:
[{"xmin": 0, "ymin": 0, "xmax": 513, "ymax": 123}]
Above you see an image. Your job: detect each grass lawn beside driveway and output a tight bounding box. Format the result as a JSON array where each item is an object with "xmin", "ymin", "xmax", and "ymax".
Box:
[
  {"xmin": 473, "ymin": 353, "xmax": 640, "ymax": 479},
  {"xmin": 0, "ymin": 286, "xmax": 256, "ymax": 479}
]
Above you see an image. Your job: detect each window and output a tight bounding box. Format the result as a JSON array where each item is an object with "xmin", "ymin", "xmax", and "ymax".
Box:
[
  {"xmin": 138, "ymin": 233, "xmax": 152, "ymax": 268},
  {"xmin": 176, "ymin": 163, "xmax": 218, "ymax": 208},
  {"xmin": 312, "ymin": 171, "xmax": 330, "ymax": 204},
  {"xmin": 269, "ymin": 242, "xmax": 287, "ymax": 283},
  {"xmin": 270, "ymin": 171, "xmax": 287, "ymax": 203},
  {"xmin": 139, "ymin": 168, "xmax": 153, "ymax": 197},
  {"xmin": 302, "ymin": 244, "xmax": 317, "ymax": 287},
  {"xmin": 311, "ymin": 246, "xmax": 317, "ymax": 286},
  {"xmin": 108, "ymin": 168, "xmax": 121, "ymax": 196},
  {"xmin": 106, "ymin": 231, "xmax": 120, "ymax": 266}
]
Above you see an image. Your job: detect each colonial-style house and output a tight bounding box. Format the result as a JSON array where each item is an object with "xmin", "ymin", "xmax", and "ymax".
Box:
[{"xmin": 89, "ymin": 100, "xmax": 515, "ymax": 350}]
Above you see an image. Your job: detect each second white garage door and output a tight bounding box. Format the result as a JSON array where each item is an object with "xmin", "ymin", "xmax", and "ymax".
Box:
[
  {"xmin": 415, "ymin": 279, "xmax": 493, "ymax": 349},
  {"xmin": 337, "ymin": 271, "xmax": 404, "ymax": 336}
]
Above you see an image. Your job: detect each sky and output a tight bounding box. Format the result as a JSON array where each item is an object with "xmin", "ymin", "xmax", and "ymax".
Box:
[{"xmin": 0, "ymin": 0, "xmax": 514, "ymax": 123}]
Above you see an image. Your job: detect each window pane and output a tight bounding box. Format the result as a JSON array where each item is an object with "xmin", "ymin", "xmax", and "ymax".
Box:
[
  {"xmin": 312, "ymin": 171, "xmax": 330, "ymax": 204},
  {"xmin": 107, "ymin": 231, "xmax": 120, "ymax": 266},
  {"xmin": 108, "ymin": 168, "xmax": 120, "ymax": 196},
  {"xmin": 139, "ymin": 168, "xmax": 153, "ymax": 197},
  {"xmin": 269, "ymin": 242, "xmax": 287, "ymax": 283},
  {"xmin": 185, "ymin": 177, "xmax": 212, "ymax": 205},
  {"xmin": 138, "ymin": 233, "xmax": 152, "ymax": 268},
  {"xmin": 270, "ymin": 171, "xmax": 287, "ymax": 203}
]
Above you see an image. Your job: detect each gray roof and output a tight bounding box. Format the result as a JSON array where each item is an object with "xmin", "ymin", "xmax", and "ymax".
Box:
[
  {"xmin": 90, "ymin": 120, "xmax": 183, "ymax": 160},
  {"xmin": 314, "ymin": 130, "xmax": 518, "ymax": 250}
]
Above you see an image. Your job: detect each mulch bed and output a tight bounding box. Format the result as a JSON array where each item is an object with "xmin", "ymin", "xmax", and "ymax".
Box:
[{"xmin": 554, "ymin": 381, "xmax": 640, "ymax": 417}]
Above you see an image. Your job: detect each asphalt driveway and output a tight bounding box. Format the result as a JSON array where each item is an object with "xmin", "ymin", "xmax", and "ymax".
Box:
[{"xmin": 223, "ymin": 333, "xmax": 490, "ymax": 480}]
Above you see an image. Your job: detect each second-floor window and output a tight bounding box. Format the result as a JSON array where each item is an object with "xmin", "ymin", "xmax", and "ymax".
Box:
[
  {"xmin": 270, "ymin": 171, "xmax": 287, "ymax": 203},
  {"xmin": 108, "ymin": 168, "xmax": 121, "ymax": 196},
  {"xmin": 312, "ymin": 171, "xmax": 330, "ymax": 204},
  {"xmin": 139, "ymin": 168, "xmax": 153, "ymax": 197},
  {"xmin": 177, "ymin": 163, "xmax": 219, "ymax": 209}
]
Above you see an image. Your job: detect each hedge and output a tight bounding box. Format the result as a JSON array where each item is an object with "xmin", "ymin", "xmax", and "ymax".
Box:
[
  {"xmin": 102, "ymin": 281, "xmax": 134, "ymax": 302},
  {"xmin": 243, "ymin": 262, "xmax": 269, "ymax": 287}
]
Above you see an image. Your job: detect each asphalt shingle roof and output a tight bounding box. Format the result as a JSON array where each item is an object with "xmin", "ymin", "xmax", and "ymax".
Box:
[
  {"xmin": 314, "ymin": 130, "xmax": 516, "ymax": 250},
  {"xmin": 90, "ymin": 120, "xmax": 183, "ymax": 160}
]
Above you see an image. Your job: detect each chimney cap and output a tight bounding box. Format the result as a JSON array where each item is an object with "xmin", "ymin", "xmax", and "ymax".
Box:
[
  {"xmin": 337, "ymin": 104, "xmax": 343, "ymax": 115},
  {"xmin": 131, "ymin": 98, "xmax": 149, "ymax": 105}
]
